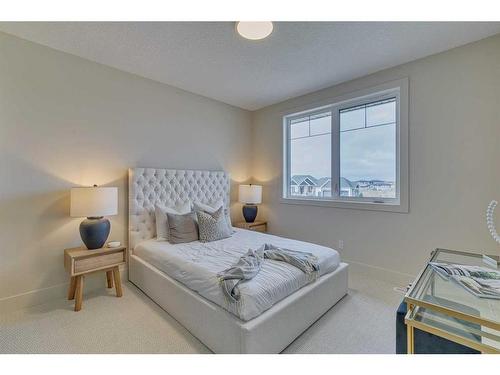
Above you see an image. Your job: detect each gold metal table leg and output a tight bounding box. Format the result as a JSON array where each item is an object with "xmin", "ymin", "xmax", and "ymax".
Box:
[
  {"xmin": 406, "ymin": 303, "xmax": 415, "ymax": 354},
  {"xmin": 407, "ymin": 323, "xmax": 414, "ymax": 354}
]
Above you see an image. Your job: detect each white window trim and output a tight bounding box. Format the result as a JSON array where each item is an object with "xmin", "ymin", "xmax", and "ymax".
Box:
[{"xmin": 281, "ymin": 78, "xmax": 409, "ymax": 213}]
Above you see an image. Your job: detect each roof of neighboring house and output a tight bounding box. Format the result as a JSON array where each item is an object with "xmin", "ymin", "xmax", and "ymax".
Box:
[
  {"xmin": 316, "ymin": 177, "xmax": 331, "ymax": 188},
  {"xmin": 291, "ymin": 175, "xmax": 318, "ymax": 186},
  {"xmin": 340, "ymin": 177, "xmax": 356, "ymax": 189},
  {"xmin": 290, "ymin": 175, "xmax": 357, "ymax": 190}
]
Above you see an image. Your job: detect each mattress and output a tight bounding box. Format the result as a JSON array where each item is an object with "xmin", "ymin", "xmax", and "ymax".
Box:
[{"xmin": 133, "ymin": 228, "xmax": 340, "ymax": 321}]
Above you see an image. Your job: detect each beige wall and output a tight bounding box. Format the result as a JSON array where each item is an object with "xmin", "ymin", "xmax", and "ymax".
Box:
[
  {"xmin": 0, "ymin": 32, "xmax": 252, "ymax": 309},
  {"xmin": 252, "ymin": 34, "xmax": 500, "ymax": 279}
]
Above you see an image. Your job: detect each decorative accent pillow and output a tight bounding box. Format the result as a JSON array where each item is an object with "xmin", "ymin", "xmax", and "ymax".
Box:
[
  {"xmin": 166, "ymin": 212, "xmax": 199, "ymax": 244},
  {"xmin": 193, "ymin": 200, "xmax": 233, "ymax": 233},
  {"xmin": 197, "ymin": 207, "xmax": 232, "ymax": 242},
  {"xmin": 155, "ymin": 202, "xmax": 191, "ymax": 241}
]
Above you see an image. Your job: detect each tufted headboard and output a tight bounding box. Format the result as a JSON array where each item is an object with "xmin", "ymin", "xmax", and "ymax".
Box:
[{"xmin": 128, "ymin": 168, "xmax": 230, "ymax": 250}]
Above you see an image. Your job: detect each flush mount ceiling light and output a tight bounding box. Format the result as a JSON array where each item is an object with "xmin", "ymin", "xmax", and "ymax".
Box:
[{"xmin": 236, "ymin": 22, "xmax": 273, "ymax": 40}]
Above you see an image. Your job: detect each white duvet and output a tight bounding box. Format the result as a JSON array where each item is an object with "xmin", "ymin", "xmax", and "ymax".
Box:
[{"xmin": 134, "ymin": 228, "xmax": 340, "ymax": 321}]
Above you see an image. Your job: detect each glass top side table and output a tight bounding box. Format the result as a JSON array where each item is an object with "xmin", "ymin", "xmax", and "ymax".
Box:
[{"xmin": 404, "ymin": 248, "xmax": 500, "ymax": 354}]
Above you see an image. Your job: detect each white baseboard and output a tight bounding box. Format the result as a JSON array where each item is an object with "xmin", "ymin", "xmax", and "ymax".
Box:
[
  {"xmin": 345, "ymin": 259, "xmax": 415, "ymax": 286},
  {"xmin": 0, "ymin": 267, "xmax": 128, "ymax": 314}
]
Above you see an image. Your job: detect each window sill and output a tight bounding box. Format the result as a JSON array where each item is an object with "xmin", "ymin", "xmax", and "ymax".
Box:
[{"xmin": 279, "ymin": 197, "xmax": 409, "ymax": 213}]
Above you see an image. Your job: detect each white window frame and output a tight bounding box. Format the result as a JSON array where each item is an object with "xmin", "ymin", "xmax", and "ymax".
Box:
[{"xmin": 282, "ymin": 78, "xmax": 409, "ymax": 213}]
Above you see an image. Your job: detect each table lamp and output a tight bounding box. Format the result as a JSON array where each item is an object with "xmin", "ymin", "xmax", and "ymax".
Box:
[
  {"xmin": 238, "ymin": 184, "xmax": 262, "ymax": 223},
  {"xmin": 70, "ymin": 185, "xmax": 118, "ymax": 249}
]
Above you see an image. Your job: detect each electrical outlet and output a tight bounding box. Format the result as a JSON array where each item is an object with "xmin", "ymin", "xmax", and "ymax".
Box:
[{"xmin": 338, "ymin": 240, "xmax": 344, "ymax": 250}]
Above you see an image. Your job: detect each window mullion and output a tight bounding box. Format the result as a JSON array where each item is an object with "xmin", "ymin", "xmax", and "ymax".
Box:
[
  {"xmin": 331, "ymin": 106, "xmax": 340, "ymax": 200},
  {"xmin": 288, "ymin": 118, "xmax": 292, "ymax": 198}
]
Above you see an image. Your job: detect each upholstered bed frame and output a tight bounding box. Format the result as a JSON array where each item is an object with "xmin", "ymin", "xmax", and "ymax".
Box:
[{"xmin": 128, "ymin": 167, "xmax": 348, "ymax": 353}]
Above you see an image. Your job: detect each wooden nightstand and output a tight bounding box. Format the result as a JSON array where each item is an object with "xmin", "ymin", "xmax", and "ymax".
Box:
[
  {"xmin": 64, "ymin": 245, "xmax": 126, "ymax": 311},
  {"xmin": 234, "ymin": 221, "xmax": 267, "ymax": 233}
]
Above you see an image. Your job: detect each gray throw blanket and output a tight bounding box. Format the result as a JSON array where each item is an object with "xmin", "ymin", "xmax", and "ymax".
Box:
[
  {"xmin": 261, "ymin": 243, "xmax": 320, "ymax": 276},
  {"xmin": 217, "ymin": 243, "xmax": 320, "ymax": 303},
  {"xmin": 217, "ymin": 248, "xmax": 263, "ymax": 303}
]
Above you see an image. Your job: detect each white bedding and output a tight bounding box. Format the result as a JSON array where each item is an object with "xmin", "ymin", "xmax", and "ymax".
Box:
[{"xmin": 134, "ymin": 228, "xmax": 340, "ymax": 321}]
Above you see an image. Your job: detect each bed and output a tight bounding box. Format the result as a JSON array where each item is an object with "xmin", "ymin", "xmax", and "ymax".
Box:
[{"xmin": 128, "ymin": 168, "xmax": 348, "ymax": 353}]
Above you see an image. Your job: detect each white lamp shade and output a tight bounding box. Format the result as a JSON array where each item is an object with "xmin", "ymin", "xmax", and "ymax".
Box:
[
  {"xmin": 70, "ymin": 186, "xmax": 118, "ymax": 217},
  {"xmin": 238, "ymin": 184, "xmax": 262, "ymax": 204}
]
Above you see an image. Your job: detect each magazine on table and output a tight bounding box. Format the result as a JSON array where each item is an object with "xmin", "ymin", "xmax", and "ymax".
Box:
[{"xmin": 429, "ymin": 262, "xmax": 500, "ymax": 299}]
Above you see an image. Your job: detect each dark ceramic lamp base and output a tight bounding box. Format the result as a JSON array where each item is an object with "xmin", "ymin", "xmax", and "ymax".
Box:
[
  {"xmin": 242, "ymin": 204, "xmax": 258, "ymax": 223},
  {"xmin": 80, "ymin": 217, "xmax": 110, "ymax": 249}
]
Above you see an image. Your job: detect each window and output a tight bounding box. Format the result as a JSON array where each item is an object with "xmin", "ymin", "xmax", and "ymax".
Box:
[{"xmin": 283, "ymin": 79, "xmax": 408, "ymax": 212}]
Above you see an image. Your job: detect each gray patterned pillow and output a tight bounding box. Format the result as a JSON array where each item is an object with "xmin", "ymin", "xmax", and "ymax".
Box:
[
  {"xmin": 193, "ymin": 201, "xmax": 234, "ymax": 234},
  {"xmin": 196, "ymin": 207, "xmax": 232, "ymax": 242}
]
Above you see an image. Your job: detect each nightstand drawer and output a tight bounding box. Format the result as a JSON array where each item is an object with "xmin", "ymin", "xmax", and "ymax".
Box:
[
  {"xmin": 234, "ymin": 221, "xmax": 267, "ymax": 233},
  {"xmin": 74, "ymin": 251, "xmax": 124, "ymax": 274},
  {"xmin": 250, "ymin": 224, "xmax": 266, "ymax": 233}
]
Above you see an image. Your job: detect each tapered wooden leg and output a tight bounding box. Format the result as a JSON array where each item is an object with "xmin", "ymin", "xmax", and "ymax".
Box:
[
  {"xmin": 74, "ymin": 275, "xmax": 84, "ymax": 311},
  {"xmin": 113, "ymin": 267, "xmax": 123, "ymax": 297},
  {"xmin": 68, "ymin": 276, "xmax": 77, "ymax": 300},
  {"xmin": 106, "ymin": 270, "xmax": 114, "ymax": 288}
]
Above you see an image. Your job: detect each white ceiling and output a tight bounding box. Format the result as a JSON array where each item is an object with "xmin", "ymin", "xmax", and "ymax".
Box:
[{"xmin": 1, "ymin": 22, "xmax": 499, "ymax": 110}]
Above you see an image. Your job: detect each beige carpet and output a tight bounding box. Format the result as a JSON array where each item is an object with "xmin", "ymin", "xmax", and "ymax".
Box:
[{"xmin": 0, "ymin": 270, "xmax": 403, "ymax": 354}]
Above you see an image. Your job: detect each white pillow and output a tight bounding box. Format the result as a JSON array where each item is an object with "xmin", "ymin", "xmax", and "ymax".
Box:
[
  {"xmin": 193, "ymin": 200, "xmax": 234, "ymax": 233},
  {"xmin": 155, "ymin": 202, "xmax": 192, "ymax": 241}
]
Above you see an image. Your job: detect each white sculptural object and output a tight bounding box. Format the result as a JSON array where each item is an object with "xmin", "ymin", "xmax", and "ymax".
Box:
[{"xmin": 486, "ymin": 200, "xmax": 500, "ymax": 244}]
